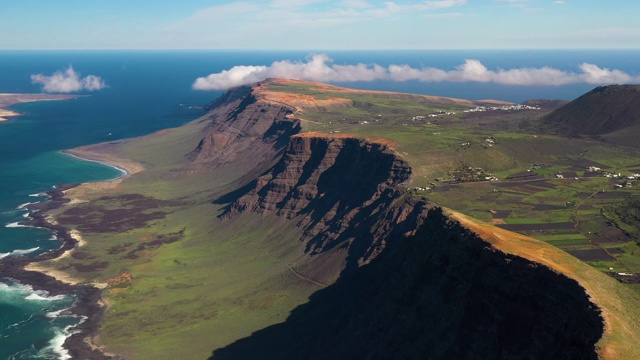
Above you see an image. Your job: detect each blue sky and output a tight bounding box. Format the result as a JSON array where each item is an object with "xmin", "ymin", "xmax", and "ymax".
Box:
[{"xmin": 2, "ymin": 0, "xmax": 639, "ymax": 50}]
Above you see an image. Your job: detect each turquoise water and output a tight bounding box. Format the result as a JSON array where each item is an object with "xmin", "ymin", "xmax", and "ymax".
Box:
[{"xmin": 0, "ymin": 50, "xmax": 638, "ymax": 358}]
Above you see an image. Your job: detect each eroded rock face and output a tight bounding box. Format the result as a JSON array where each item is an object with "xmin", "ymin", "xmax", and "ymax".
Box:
[
  {"xmin": 186, "ymin": 85, "xmax": 301, "ymax": 173},
  {"xmin": 225, "ymin": 134, "xmax": 424, "ymax": 270},
  {"xmin": 188, "ymin": 83, "xmax": 426, "ymax": 274}
]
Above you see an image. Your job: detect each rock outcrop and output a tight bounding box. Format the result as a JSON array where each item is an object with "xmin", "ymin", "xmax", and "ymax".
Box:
[
  {"xmin": 224, "ymin": 133, "xmax": 421, "ymax": 270},
  {"xmin": 186, "ymin": 84, "xmax": 301, "ymax": 174},
  {"xmin": 190, "ymin": 82, "xmax": 427, "ymax": 275}
]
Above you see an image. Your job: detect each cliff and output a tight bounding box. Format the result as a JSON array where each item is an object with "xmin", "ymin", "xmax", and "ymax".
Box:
[
  {"xmin": 185, "ymin": 84, "xmax": 301, "ymax": 175},
  {"xmin": 224, "ymin": 133, "xmax": 422, "ymax": 272},
  {"xmin": 211, "ymin": 208, "xmax": 603, "ymax": 360},
  {"xmin": 186, "ymin": 81, "xmax": 428, "ymax": 278}
]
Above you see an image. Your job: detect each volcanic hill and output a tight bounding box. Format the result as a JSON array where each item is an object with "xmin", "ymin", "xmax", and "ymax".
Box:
[{"xmin": 541, "ymin": 84, "xmax": 640, "ymax": 146}]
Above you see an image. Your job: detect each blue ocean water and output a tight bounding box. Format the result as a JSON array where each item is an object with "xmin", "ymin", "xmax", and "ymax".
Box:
[{"xmin": 0, "ymin": 50, "xmax": 638, "ymax": 358}]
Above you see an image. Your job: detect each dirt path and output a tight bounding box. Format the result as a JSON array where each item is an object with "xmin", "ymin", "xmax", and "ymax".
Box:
[{"xmin": 288, "ymin": 265, "xmax": 327, "ymax": 288}]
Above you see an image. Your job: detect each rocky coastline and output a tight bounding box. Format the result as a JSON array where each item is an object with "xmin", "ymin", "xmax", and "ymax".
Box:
[{"xmin": 0, "ymin": 184, "xmax": 114, "ymax": 359}]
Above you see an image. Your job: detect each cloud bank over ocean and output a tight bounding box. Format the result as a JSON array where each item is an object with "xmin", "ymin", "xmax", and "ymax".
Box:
[
  {"xmin": 193, "ymin": 54, "xmax": 640, "ymax": 90},
  {"xmin": 31, "ymin": 67, "xmax": 107, "ymax": 93}
]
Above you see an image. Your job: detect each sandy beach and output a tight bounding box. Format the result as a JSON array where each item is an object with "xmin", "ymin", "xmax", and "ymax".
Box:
[{"xmin": 62, "ymin": 146, "xmax": 144, "ymax": 203}]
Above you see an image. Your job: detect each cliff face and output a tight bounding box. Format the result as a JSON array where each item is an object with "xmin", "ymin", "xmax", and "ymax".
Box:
[
  {"xmin": 211, "ymin": 208, "xmax": 603, "ymax": 360},
  {"xmin": 185, "ymin": 82, "xmax": 426, "ymax": 276},
  {"xmin": 186, "ymin": 84, "xmax": 301, "ymax": 174},
  {"xmin": 224, "ymin": 133, "xmax": 424, "ymax": 271}
]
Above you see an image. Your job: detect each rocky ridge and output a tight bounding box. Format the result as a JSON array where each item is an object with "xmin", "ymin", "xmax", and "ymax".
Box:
[
  {"xmin": 187, "ymin": 80, "xmax": 429, "ymax": 277},
  {"xmin": 224, "ymin": 133, "xmax": 422, "ymax": 270},
  {"xmin": 186, "ymin": 84, "xmax": 301, "ymax": 174}
]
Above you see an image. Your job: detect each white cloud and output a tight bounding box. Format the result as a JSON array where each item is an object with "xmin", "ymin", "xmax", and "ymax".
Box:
[
  {"xmin": 340, "ymin": 0, "xmax": 372, "ymax": 8},
  {"xmin": 424, "ymin": 12, "xmax": 463, "ymax": 18},
  {"xmin": 365, "ymin": 0, "xmax": 467, "ymax": 17},
  {"xmin": 422, "ymin": 0, "xmax": 468, "ymax": 10},
  {"xmin": 270, "ymin": 0, "xmax": 329, "ymax": 8},
  {"xmin": 169, "ymin": 0, "xmax": 468, "ymax": 35},
  {"xmin": 193, "ymin": 54, "xmax": 640, "ymax": 90},
  {"xmin": 31, "ymin": 67, "xmax": 107, "ymax": 93}
]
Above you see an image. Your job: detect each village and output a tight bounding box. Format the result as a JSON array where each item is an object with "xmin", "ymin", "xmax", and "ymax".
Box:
[
  {"xmin": 463, "ymin": 104, "xmax": 541, "ymax": 112},
  {"xmin": 585, "ymin": 166, "xmax": 640, "ymax": 189}
]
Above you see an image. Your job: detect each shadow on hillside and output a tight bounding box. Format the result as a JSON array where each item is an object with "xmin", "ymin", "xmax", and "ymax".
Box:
[{"xmin": 208, "ymin": 208, "xmax": 603, "ymax": 360}]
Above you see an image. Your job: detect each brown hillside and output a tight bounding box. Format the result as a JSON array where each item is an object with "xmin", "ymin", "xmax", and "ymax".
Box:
[{"xmin": 541, "ymin": 85, "xmax": 640, "ymax": 136}]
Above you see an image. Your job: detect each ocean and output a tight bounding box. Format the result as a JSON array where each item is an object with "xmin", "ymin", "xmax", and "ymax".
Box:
[{"xmin": 0, "ymin": 49, "xmax": 638, "ymax": 358}]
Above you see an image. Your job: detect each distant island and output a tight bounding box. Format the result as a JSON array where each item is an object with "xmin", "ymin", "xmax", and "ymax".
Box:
[{"xmin": 0, "ymin": 93, "xmax": 80, "ymax": 121}]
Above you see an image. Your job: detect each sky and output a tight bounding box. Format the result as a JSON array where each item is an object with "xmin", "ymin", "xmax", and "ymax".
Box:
[{"xmin": 2, "ymin": 0, "xmax": 640, "ymax": 50}]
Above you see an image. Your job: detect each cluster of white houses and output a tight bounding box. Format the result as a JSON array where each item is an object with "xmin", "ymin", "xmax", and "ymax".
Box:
[
  {"xmin": 463, "ymin": 104, "xmax": 541, "ymax": 113},
  {"xmin": 587, "ymin": 166, "xmax": 640, "ymax": 180}
]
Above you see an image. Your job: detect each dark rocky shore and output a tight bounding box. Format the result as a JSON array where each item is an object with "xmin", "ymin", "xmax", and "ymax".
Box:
[{"xmin": 0, "ymin": 183, "xmax": 114, "ymax": 360}]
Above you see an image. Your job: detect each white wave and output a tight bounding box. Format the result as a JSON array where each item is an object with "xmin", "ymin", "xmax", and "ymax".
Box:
[
  {"xmin": 5, "ymin": 222, "xmax": 44, "ymax": 230},
  {"xmin": 6, "ymin": 314, "xmax": 36, "ymax": 331},
  {"xmin": 45, "ymin": 308, "xmax": 70, "ymax": 318},
  {"xmin": 25, "ymin": 290, "xmax": 66, "ymax": 302},
  {"xmin": 0, "ymin": 247, "xmax": 40, "ymax": 259},
  {"xmin": 0, "ymin": 282, "xmax": 32, "ymax": 293},
  {"xmin": 39, "ymin": 326, "xmax": 77, "ymax": 360},
  {"xmin": 5, "ymin": 222, "xmax": 27, "ymax": 228},
  {"xmin": 29, "ymin": 192, "xmax": 47, "ymax": 197},
  {"xmin": 16, "ymin": 202, "xmax": 35, "ymax": 210},
  {"xmin": 0, "ymin": 281, "xmax": 66, "ymax": 306}
]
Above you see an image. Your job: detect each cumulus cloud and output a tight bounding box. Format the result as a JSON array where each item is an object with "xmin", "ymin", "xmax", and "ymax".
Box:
[
  {"xmin": 31, "ymin": 67, "xmax": 107, "ymax": 93},
  {"xmin": 193, "ymin": 54, "xmax": 640, "ymax": 90}
]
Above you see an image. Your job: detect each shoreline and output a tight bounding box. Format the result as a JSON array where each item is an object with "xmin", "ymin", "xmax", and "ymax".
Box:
[
  {"xmin": 0, "ymin": 109, "xmax": 21, "ymax": 121},
  {"xmin": 0, "ymin": 183, "xmax": 112, "ymax": 359},
  {"xmin": 0, "ymin": 147, "xmax": 143, "ymax": 359}
]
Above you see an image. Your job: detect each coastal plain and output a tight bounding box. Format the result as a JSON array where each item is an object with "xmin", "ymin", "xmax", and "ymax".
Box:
[{"xmin": 28, "ymin": 79, "xmax": 640, "ymax": 359}]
